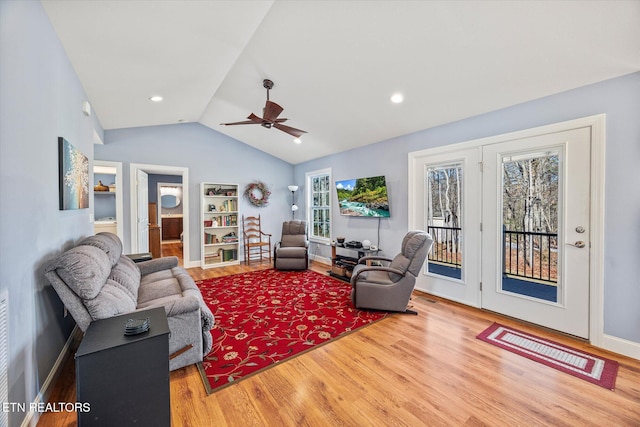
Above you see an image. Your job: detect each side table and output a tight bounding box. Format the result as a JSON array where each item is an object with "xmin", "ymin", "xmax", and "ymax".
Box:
[
  {"xmin": 75, "ymin": 307, "xmax": 170, "ymax": 426},
  {"xmin": 330, "ymin": 244, "xmax": 381, "ymax": 282}
]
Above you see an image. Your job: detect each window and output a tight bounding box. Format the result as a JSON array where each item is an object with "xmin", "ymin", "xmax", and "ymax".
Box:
[
  {"xmin": 306, "ymin": 168, "xmax": 331, "ymax": 242},
  {"xmin": 426, "ymin": 162, "xmax": 463, "ymax": 280}
]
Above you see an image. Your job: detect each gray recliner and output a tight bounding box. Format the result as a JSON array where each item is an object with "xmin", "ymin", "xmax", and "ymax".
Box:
[
  {"xmin": 44, "ymin": 232, "xmax": 215, "ymax": 371},
  {"xmin": 274, "ymin": 220, "xmax": 309, "ymax": 270},
  {"xmin": 350, "ymin": 230, "xmax": 433, "ymax": 314}
]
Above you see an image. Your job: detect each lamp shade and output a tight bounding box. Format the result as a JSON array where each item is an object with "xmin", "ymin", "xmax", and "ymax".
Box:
[{"xmin": 288, "ymin": 185, "xmax": 299, "ymax": 192}]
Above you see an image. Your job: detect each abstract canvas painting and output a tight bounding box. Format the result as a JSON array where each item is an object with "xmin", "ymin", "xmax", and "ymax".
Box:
[{"xmin": 58, "ymin": 137, "xmax": 89, "ymax": 210}]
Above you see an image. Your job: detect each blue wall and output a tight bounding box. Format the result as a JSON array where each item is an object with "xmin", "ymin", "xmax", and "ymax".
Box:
[
  {"xmin": 0, "ymin": 2, "xmax": 102, "ymax": 425},
  {"xmin": 94, "ymin": 173, "xmax": 116, "ymax": 219},
  {"xmin": 295, "ymin": 72, "xmax": 640, "ymax": 344},
  {"xmin": 1, "ymin": 4, "xmax": 638, "ymax": 425},
  {"xmin": 96, "ymin": 123, "xmax": 295, "ymax": 262}
]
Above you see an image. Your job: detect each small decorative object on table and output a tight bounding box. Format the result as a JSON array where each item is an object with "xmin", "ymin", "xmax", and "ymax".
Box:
[{"xmin": 124, "ymin": 317, "xmax": 150, "ymax": 336}]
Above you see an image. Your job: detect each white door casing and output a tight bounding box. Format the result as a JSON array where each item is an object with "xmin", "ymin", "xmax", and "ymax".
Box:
[
  {"xmin": 136, "ymin": 169, "xmax": 149, "ymax": 253},
  {"xmin": 129, "ymin": 163, "xmax": 192, "ymax": 267},
  {"xmin": 408, "ymin": 115, "xmax": 606, "ymax": 343}
]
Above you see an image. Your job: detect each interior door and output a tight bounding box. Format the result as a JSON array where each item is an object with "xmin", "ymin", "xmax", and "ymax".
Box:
[
  {"xmin": 136, "ymin": 169, "xmax": 149, "ymax": 253},
  {"xmin": 481, "ymin": 127, "xmax": 591, "ymax": 338},
  {"xmin": 412, "ymin": 147, "xmax": 482, "ymax": 307}
]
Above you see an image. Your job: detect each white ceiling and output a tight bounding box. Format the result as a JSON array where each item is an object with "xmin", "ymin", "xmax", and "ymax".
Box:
[{"xmin": 42, "ymin": 1, "xmax": 640, "ymax": 164}]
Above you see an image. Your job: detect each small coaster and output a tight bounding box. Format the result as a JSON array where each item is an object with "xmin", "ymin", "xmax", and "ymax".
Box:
[{"xmin": 124, "ymin": 317, "xmax": 150, "ymax": 335}]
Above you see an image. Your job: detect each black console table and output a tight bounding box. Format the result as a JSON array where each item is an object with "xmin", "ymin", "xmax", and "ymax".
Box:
[
  {"xmin": 75, "ymin": 307, "xmax": 170, "ymax": 426},
  {"xmin": 330, "ymin": 244, "xmax": 381, "ymax": 282}
]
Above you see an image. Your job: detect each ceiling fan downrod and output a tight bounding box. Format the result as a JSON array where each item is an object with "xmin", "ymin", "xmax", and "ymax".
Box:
[{"xmin": 263, "ymin": 79, "xmax": 274, "ymax": 102}]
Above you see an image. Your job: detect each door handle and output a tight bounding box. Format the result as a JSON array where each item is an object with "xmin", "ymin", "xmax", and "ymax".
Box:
[{"xmin": 566, "ymin": 241, "xmax": 586, "ymax": 248}]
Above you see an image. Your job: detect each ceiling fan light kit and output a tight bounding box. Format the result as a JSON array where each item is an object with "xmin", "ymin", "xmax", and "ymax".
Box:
[{"xmin": 221, "ymin": 79, "xmax": 307, "ymax": 140}]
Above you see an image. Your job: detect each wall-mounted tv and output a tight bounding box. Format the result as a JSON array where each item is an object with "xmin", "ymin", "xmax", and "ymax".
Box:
[{"xmin": 335, "ymin": 175, "xmax": 390, "ymax": 217}]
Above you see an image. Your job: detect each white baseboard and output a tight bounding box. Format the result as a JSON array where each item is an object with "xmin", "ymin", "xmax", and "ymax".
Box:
[
  {"xmin": 310, "ymin": 253, "xmax": 331, "ymax": 266},
  {"xmin": 183, "ymin": 259, "xmax": 200, "ymax": 269},
  {"xmin": 21, "ymin": 326, "xmax": 80, "ymax": 427},
  {"xmin": 601, "ymin": 334, "xmax": 640, "ymax": 360}
]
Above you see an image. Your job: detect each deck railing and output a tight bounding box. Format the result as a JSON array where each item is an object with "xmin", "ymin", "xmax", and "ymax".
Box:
[
  {"xmin": 503, "ymin": 228, "xmax": 557, "ymax": 283},
  {"xmin": 426, "ymin": 225, "xmax": 557, "ymax": 283},
  {"xmin": 427, "ymin": 225, "xmax": 462, "ymax": 267}
]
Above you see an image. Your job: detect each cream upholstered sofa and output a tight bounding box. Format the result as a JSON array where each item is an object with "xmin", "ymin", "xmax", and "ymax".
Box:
[{"xmin": 44, "ymin": 232, "xmax": 214, "ymax": 371}]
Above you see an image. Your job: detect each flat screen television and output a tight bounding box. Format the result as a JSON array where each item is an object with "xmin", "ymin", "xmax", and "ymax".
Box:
[{"xmin": 335, "ymin": 175, "xmax": 390, "ymax": 217}]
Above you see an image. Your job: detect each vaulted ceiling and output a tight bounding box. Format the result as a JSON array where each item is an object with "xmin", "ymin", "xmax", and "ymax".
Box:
[{"xmin": 42, "ymin": 1, "xmax": 640, "ymax": 164}]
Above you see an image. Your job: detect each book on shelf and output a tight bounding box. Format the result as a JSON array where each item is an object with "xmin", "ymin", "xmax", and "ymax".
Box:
[
  {"xmin": 221, "ymin": 199, "xmax": 238, "ymax": 212},
  {"xmin": 221, "ymin": 249, "xmax": 237, "ymax": 262},
  {"xmin": 204, "ymin": 233, "xmax": 219, "ymax": 244},
  {"xmin": 216, "ymin": 214, "xmax": 237, "ymax": 227}
]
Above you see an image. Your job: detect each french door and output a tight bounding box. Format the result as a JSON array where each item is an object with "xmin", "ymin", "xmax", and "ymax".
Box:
[
  {"xmin": 409, "ymin": 123, "xmax": 594, "ymax": 338},
  {"xmin": 482, "ymin": 127, "xmax": 591, "ymax": 338},
  {"xmin": 410, "ymin": 148, "xmax": 482, "ymax": 307}
]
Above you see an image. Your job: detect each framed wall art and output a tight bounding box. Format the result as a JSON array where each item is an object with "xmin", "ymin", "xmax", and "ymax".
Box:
[{"xmin": 58, "ymin": 137, "xmax": 89, "ymax": 210}]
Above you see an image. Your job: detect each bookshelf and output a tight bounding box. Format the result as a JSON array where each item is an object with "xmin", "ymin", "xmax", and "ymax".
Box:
[{"xmin": 200, "ymin": 182, "xmax": 240, "ymax": 268}]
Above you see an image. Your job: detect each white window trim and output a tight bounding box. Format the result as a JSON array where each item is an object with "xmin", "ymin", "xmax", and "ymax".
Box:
[{"xmin": 306, "ymin": 168, "xmax": 332, "ymax": 244}]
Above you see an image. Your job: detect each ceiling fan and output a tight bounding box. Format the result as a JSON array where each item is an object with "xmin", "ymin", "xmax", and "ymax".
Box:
[{"xmin": 220, "ymin": 79, "xmax": 307, "ymax": 139}]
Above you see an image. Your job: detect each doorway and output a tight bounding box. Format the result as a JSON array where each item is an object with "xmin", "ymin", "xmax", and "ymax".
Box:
[
  {"xmin": 157, "ymin": 182, "xmax": 184, "ymax": 244},
  {"xmin": 408, "ymin": 115, "xmax": 605, "ymax": 340},
  {"xmin": 129, "ymin": 163, "xmax": 191, "ymax": 267},
  {"xmin": 93, "ymin": 160, "xmax": 124, "ymax": 240}
]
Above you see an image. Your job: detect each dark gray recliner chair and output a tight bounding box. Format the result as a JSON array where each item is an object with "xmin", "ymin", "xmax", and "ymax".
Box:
[
  {"xmin": 274, "ymin": 220, "xmax": 309, "ymax": 270},
  {"xmin": 350, "ymin": 230, "xmax": 433, "ymax": 314}
]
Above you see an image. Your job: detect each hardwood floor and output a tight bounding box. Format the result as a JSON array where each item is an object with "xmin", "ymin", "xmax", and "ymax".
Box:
[
  {"xmin": 38, "ymin": 261, "xmax": 640, "ymax": 426},
  {"xmin": 161, "ymin": 241, "xmax": 184, "ymax": 266}
]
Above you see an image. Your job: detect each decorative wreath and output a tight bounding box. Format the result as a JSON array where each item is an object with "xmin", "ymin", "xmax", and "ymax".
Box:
[{"xmin": 244, "ymin": 181, "xmax": 271, "ymax": 207}]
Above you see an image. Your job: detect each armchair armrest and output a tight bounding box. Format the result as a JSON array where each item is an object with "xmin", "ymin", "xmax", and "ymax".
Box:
[
  {"xmin": 352, "ymin": 266, "xmax": 406, "ymax": 283},
  {"xmin": 137, "ymin": 256, "xmax": 178, "ymax": 276},
  {"xmin": 358, "ymin": 255, "xmax": 393, "ymax": 264}
]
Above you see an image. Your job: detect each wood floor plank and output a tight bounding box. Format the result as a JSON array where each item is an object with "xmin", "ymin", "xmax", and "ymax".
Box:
[{"xmin": 37, "ymin": 259, "xmax": 640, "ymax": 427}]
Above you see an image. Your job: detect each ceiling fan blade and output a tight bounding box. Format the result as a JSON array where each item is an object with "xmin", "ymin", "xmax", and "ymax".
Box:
[
  {"xmin": 273, "ymin": 123, "xmax": 307, "ymax": 138},
  {"xmin": 247, "ymin": 113, "xmax": 265, "ymax": 123},
  {"xmin": 221, "ymin": 112, "xmax": 264, "ymax": 126},
  {"xmin": 263, "ymin": 101, "xmax": 284, "ymax": 122},
  {"xmin": 220, "ymin": 119, "xmax": 258, "ymax": 126}
]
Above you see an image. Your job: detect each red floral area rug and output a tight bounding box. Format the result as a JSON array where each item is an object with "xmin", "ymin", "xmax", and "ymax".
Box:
[
  {"xmin": 477, "ymin": 323, "xmax": 619, "ymax": 390},
  {"xmin": 196, "ymin": 269, "xmax": 387, "ymax": 394}
]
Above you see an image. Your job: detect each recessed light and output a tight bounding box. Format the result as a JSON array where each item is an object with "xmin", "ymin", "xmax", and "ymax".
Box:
[
  {"xmin": 293, "ymin": 138, "xmax": 302, "ymax": 144},
  {"xmin": 149, "ymin": 96, "xmax": 163, "ymax": 102},
  {"xmin": 390, "ymin": 93, "xmax": 404, "ymax": 104}
]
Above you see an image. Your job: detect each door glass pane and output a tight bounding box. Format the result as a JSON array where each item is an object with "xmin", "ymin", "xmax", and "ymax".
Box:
[
  {"xmin": 426, "ymin": 163, "xmax": 463, "ymax": 280},
  {"xmin": 501, "ymin": 151, "xmax": 559, "ymax": 302}
]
